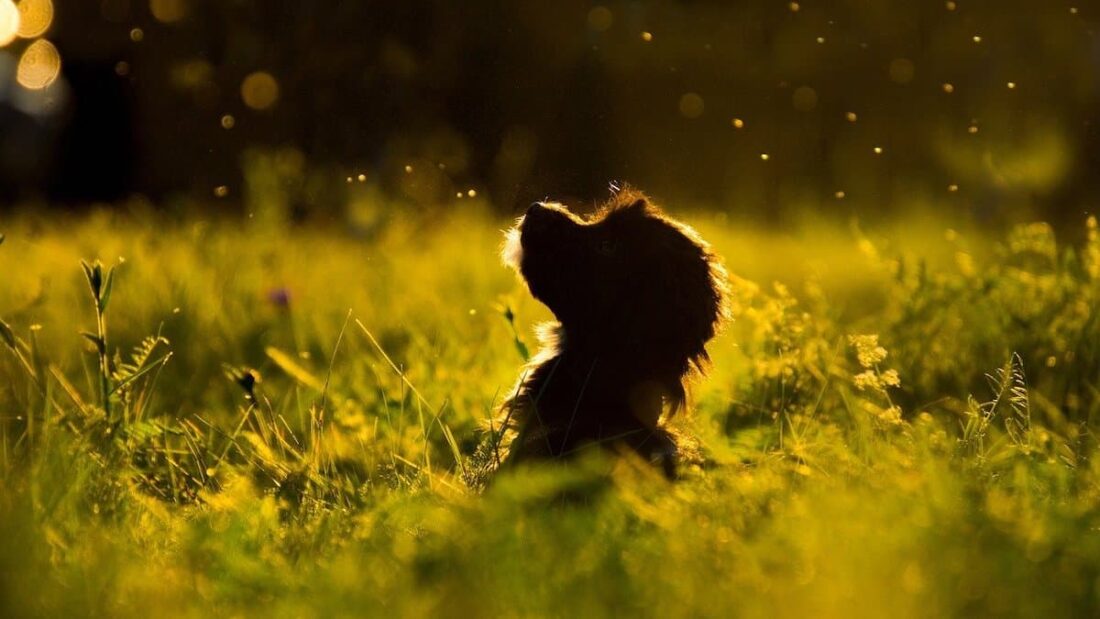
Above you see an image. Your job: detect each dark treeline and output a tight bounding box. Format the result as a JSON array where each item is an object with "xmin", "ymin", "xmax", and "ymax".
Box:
[{"xmin": 2, "ymin": 0, "xmax": 1098, "ymax": 221}]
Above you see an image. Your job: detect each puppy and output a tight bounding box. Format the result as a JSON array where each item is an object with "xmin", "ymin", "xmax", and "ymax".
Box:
[{"xmin": 499, "ymin": 187, "xmax": 727, "ymax": 478}]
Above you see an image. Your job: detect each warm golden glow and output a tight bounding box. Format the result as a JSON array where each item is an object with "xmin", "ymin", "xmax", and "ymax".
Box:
[
  {"xmin": 586, "ymin": 6, "xmax": 612, "ymax": 32},
  {"xmin": 150, "ymin": 0, "xmax": 187, "ymax": 23},
  {"xmin": 792, "ymin": 86, "xmax": 817, "ymax": 111},
  {"xmin": 679, "ymin": 92, "xmax": 704, "ymax": 118},
  {"xmin": 0, "ymin": 0, "xmax": 19, "ymax": 47},
  {"xmin": 241, "ymin": 71, "xmax": 279, "ymax": 110},
  {"xmin": 16, "ymin": 0, "xmax": 51, "ymax": 38},
  {"xmin": 16, "ymin": 38, "xmax": 60, "ymax": 90},
  {"xmin": 171, "ymin": 59, "xmax": 212, "ymax": 90},
  {"xmin": 888, "ymin": 58, "xmax": 915, "ymax": 84}
]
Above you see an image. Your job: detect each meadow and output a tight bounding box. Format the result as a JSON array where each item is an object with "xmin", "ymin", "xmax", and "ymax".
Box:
[{"xmin": 1, "ymin": 198, "xmax": 1099, "ymax": 618}]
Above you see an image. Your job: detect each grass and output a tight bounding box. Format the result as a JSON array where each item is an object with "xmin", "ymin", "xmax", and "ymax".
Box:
[{"xmin": 1, "ymin": 200, "xmax": 1099, "ymax": 617}]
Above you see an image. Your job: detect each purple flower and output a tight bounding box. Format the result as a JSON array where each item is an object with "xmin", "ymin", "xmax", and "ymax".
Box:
[{"xmin": 266, "ymin": 287, "xmax": 291, "ymax": 309}]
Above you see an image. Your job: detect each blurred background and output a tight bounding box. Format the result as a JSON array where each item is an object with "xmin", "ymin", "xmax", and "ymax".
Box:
[{"xmin": 0, "ymin": 0, "xmax": 1097, "ymax": 223}]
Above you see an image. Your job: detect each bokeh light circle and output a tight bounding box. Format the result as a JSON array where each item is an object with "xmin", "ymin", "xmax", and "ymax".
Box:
[
  {"xmin": 16, "ymin": 0, "xmax": 52, "ymax": 39},
  {"xmin": 16, "ymin": 38, "xmax": 60, "ymax": 89},
  {"xmin": 792, "ymin": 86, "xmax": 818, "ymax": 111},
  {"xmin": 889, "ymin": 58, "xmax": 915, "ymax": 84},
  {"xmin": 587, "ymin": 6, "xmax": 612, "ymax": 32},
  {"xmin": 241, "ymin": 71, "xmax": 279, "ymax": 110},
  {"xmin": 0, "ymin": 0, "xmax": 19, "ymax": 47},
  {"xmin": 679, "ymin": 92, "xmax": 704, "ymax": 118},
  {"xmin": 150, "ymin": 0, "xmax": 187, "ymax": 24}
]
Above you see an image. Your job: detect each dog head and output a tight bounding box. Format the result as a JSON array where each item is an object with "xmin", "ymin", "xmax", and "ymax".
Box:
[{"xmin": 503, "ymin": 188, "xmax": 728, "ymax": 407}]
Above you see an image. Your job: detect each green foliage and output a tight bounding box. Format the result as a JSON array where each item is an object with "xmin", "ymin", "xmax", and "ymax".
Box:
[{"xmin": 1, "ymin": 209, "xmax": 1099, "ymax": 617}]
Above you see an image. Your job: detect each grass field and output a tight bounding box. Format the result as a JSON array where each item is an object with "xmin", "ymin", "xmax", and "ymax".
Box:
[{"xmin": 1, "ymin": 200, "xmax": 1099, "ymax": 617}]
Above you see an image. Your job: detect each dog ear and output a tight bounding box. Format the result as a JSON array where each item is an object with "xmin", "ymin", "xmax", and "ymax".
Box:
[
  {"xmin": 623, "ymin": 198, "xmax": 648, "ymax": 214},
  {"xmin": 649, "ymin": 238, "xmax": 726, "ymax": 416},
  {"xmin": 644, "ymin": 223, "xmax": 727, "ymax": 375},
  {"xmin": 604, "ymin": 185, "xmax": 652, "ymax": 218}
]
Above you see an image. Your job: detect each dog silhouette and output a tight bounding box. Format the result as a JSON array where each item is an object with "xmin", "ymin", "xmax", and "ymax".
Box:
[{"xmin": 499, "ymin": 187, "xmax": 728, "ymax": 478}]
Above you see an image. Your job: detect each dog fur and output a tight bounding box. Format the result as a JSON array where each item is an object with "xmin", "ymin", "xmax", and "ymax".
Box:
[{"xmin": 498, "ymin": 187, "xmax": 728, "ymax": 478}]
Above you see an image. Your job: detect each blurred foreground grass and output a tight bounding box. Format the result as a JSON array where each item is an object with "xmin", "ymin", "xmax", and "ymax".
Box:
[{"xmin": 1, "ymin": 203, "xmax": 1099, "ymax": 617}]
